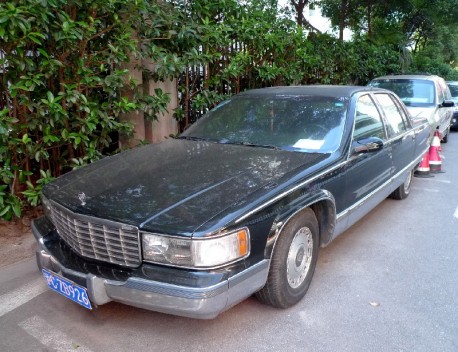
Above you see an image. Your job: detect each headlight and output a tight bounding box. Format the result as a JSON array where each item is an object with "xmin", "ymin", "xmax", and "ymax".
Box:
[{"xmin": 142, "ymin": 228, "xmax": 250, "ymax": 269}]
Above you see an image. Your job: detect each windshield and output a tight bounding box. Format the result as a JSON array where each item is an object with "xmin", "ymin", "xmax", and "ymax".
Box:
[
  {"xmin": 370, "ymin": 79, "xmax": 436, "ymax": 107},
  {"xmin": 181, "ymin": 94, "xmax": 348, "ymax": 153}
]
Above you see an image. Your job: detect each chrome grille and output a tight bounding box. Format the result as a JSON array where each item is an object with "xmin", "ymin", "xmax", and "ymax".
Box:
[{"xmin": 49, "ymin": 203, "xmax": 141, "ymax": 267}]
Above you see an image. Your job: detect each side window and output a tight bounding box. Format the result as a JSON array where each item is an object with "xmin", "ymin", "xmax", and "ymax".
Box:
[
  {"xmin": 444, "ymin": 85, "xmax": 452, "ymax": 100},
  {"xmin": 436, "ymin": 81, "xmax": 445, "ymax": 104},
  {"xmin": 394, "ymin": 98, "xmax": 412, "ymax": 129},
  {"xmin": 438, "ymin": 78, "xmax": 452, "ymax": 100},
  {"xmin": 354, "ymin": 95, "xmax": 386, "ymax": 140},
  {"xmin": 373, "ymin": 93, "xmax": 407, "ymax": 136}
]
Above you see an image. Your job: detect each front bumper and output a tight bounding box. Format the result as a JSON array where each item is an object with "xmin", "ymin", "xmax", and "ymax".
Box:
[{"xmin": 32, "ymin": 216, "xmax": 269, "ymax": 319}]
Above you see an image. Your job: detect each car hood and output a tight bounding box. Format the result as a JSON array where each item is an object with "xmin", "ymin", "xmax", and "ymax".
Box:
[
  {"xmin": 406, "ymin": 106, "xmax": 437, "ymax": 124},
  {"xmin": 43, "ymin": 139, "xmax": 328, "ymax": 236}
]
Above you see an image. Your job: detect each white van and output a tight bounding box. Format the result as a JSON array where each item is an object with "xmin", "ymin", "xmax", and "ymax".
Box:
[{"xmin": 369, "ymin": 74, "xmax": 454, "ymax": 142}]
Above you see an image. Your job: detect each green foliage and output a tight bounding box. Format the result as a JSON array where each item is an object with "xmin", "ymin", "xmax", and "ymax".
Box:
[
  {"xmin": 168, "ymin": 0, "xmax": 457, "ymax": 124},
  {"xmin": 0, "ymin": 0, "xmax": 171, "ymax": 219},
  {"xmin": 411, "ymin": 55, "xmax": 458, "ymax": 81},
  {"xmin": 164, "ymin": 0, "xmax": 402, "ymax": 128},
  {"xmin": 320, "ymin": 0, "xmax": 458, "ymax": 78}
]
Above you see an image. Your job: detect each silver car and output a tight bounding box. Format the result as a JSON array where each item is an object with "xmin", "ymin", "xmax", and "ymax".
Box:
[{"xmin": 369, "ymin": 74, "xmax": 454, "ymax": 142}]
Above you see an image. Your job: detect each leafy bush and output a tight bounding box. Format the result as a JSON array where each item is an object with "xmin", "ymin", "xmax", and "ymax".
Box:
[{"xmin": 0, "ymin": 0, "xmax": 171, "ymax": 220}]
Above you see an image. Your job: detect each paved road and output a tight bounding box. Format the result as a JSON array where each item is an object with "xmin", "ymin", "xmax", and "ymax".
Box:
[{"xmin": 1, "ymin": 133, "xmax": 457, "ymax": 352}]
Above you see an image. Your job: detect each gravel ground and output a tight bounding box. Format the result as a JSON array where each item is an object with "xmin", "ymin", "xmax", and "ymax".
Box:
[{"xmin": 0, "ymin": 213, "xmax": 38, "ymax": 268}]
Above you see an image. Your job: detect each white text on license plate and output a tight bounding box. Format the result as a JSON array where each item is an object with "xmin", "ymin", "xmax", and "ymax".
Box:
[{"xmin": 42, "ymin": 269, "xmax": 92, "ymax": 310}]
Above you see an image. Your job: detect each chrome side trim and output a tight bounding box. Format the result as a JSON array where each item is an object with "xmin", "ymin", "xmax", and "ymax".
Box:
[
  {"xmin": 228, "ymin": 259, "xmax": 269, "ymax": 287},
  {"xmin": 280, "ymin": 190, "xmax": 334, "ymax": 240},
  {"xmin": 336, "ymin": 151, "xmax": 424, "ymax": 223},
  {"xmin": 235, "ymin": 161, "xmax": 346, "ymax": 224},
  {"xmin": 332, "ymin": 215, "xmax": 349, "ymax": 241},
  {"xmin": 87, "ymin": 274, "xmax": 111, "ymax": 305},
  {"xmin": 417, "ymin": 146, "xmax": 430, "ymax": 159},
  {"xmin": 103, "ymin": 259, "xmax": 269, "ymax": 319},
  {"xmin": 121, "ymin": 277, "xmax": 228, "ymax": 300},
  {"xmin": 226, "ymin": 260, "xmax": 270, "ymax": 309},
  {"xmin": 383, "ymin": 129, "xmax": 416, "ymax": 145},
  {"xmin": 264, "ymin": 190, "xmax": 336, "ymax": 258}
]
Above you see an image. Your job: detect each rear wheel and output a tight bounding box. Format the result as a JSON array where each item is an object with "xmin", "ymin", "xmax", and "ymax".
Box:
[
  {"xmin": 389, "ymin": 169, "xmax": 414, "ymax": 200},
  {"xmin": 256, "ymin": 208, "xmax": 319, "ymax": 308},
  {"xmin": 442, "ymin": 128, "xmax": 449, "ymax": 143}
]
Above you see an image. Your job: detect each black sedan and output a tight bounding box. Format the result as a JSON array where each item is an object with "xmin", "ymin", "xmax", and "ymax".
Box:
[{"xmin": 33, "ymin": 86, "xmax": 430, "ymax": 319}]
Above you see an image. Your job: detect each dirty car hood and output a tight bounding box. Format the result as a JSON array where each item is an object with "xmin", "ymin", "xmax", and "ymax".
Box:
[{"xmin": 43, "ymin": 139, "xmax": 327, "ymax": 236}]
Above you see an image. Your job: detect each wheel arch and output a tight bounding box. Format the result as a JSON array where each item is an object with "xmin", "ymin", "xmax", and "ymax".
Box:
[
  {"xmin": 264, "ymin": 190, "xmax": 337, "ymax": 259},
  {"xmin": 309, "ymin": 196, "xmax": 337, "ymax": 247}
]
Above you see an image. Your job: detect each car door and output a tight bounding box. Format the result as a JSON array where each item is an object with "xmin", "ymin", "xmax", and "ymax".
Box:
[
  {"xmin": 344, "ymin": 94, "xmax": 393, "ymax": 228},
  {"xmin": 372, "ymin": 92, "xmax": 415, "ymax": 179},
  {"xmin": 437, "ymin": 78, "xmax": 453, "ymax": 132}
]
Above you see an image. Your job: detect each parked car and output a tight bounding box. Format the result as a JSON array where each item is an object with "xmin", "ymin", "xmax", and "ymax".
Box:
[
  {"xmin": 369, "ymin": 74, "xmax": 454, "ymax": 142},
  {"xmin": 33, "ymin": 86, "xmax": 430, "ymax": 319},
  {"xmin": 446, "ymin": 81, "xmax": 458, "ymax": 130}
]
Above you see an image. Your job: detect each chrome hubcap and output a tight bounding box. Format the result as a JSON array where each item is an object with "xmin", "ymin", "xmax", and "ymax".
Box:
[
  {"xmin": 287, "ymin": 227, "xmax": 313, "ymax": 289},
  {"xmin": 404, "ymin": 170, "xmax": 413, "ymax": 193}
]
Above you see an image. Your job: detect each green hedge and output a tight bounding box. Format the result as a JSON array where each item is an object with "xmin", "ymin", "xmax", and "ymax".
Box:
[{"xmin": 0, "ymin": 0, "xmax": 172, "ymax": 220}]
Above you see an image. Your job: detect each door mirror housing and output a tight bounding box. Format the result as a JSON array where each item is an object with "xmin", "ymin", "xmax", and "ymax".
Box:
[
  {"xmin": 441, "ymin": 100, "xmax": 455, "ymax": 108},
  {"xmin": 352, "ymin": 137, "xmax": 384, "ymax": 155}
]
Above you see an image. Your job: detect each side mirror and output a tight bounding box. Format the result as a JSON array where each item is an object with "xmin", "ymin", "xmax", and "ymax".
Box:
[
  {"xmin": 352, "ymin": 137, "xmax": 384, "ymax": 154},
  {"xmin": 441, "ymin": 100, "xmax": 455, "ymax": 108}
]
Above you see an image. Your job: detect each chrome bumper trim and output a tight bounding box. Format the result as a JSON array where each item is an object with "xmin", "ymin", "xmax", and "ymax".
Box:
[{"xmin": 33, "ymin": 218, "xmax": 269, "ymax": 319}]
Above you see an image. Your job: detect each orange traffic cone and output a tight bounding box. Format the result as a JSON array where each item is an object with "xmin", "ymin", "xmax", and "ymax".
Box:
[
  {"xmin": 415, "ymin": 151, "xmax": 433, "ymax": 178},
  {"xmin": 429, "ymin": 130, "xmax": 443, "ymax": 173}
]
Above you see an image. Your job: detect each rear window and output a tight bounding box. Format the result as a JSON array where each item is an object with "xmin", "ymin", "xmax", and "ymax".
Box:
[{"xmin": 370, "ymin": 79, "xmax": 435, "ymax": 107}]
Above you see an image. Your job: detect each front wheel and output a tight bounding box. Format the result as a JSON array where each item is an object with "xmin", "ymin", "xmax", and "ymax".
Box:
[
  {"xmin": 389, "ymin": 169, "xmax": 414, "ymax": 200},
  {"xmin": 256, "ymin": 208, "xmax": 319, "ymax": 308}
]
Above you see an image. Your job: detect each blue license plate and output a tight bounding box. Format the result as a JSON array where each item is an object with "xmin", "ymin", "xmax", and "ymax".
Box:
[{"xmin": 42, "ymin": 269, "xmax": 92, "ymax": 310}]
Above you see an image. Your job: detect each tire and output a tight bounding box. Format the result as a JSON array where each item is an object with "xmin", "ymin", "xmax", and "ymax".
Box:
[
  {"xmin": 256, "ymin": 208, "xmax": 319, "ymax": 308},
  {"xmin": 442, "ymin": 128, "xmax": 449, "ymax": 143},
  {"xmin": 389, "ymin": 169, "xmax": 414, "ymax": 200}
]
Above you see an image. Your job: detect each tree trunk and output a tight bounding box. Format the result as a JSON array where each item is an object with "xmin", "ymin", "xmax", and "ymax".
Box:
[
  {"xmin": 119, "ymin": 57, "xmax": 145, "ymax": 148},
  {"xmin": 339, "ymin": 0, "xmax": 348, "ymax": 42},
  {"xmin": 290, "ymin": 0, "xmax": 307, "ymax": 27},
  {"xmin": 367, "ymin": 2, "xmax": 373, "ymax": 38}
]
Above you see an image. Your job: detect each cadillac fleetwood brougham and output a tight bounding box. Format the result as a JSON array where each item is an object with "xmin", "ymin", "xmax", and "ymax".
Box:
[{"xmin": 33, "ymin": 86, "xmax": 430, "ymax": 319}]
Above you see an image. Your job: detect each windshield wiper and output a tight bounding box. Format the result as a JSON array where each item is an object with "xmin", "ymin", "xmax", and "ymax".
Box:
[
  {"xmin": 229, "ymin": 141, "xmax": 280, "ymax": 150},
  {"xmin": 176, "ymin": 136, "xmax": 207, "ymax": 141},
  {"xmin": 177, "ymin": 137, "xmax": 279, "ymax": 150}
]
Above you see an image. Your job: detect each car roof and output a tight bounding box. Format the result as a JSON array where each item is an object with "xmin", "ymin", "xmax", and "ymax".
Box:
[
  {"xmin": 372, "ymin": 74, "xmax": 444, "ymax": 82},
  {"xmin": 238, "ymin": 85, "xmax": 388, "ymax": 98}
]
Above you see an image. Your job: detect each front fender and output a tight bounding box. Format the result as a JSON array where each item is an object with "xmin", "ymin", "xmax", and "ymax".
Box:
[{"xmin": 264, "ymin": 189, "xmax": 336, "ymax": 259}]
